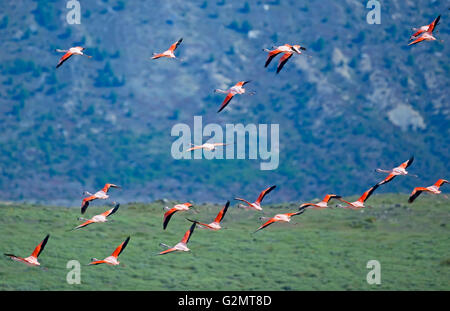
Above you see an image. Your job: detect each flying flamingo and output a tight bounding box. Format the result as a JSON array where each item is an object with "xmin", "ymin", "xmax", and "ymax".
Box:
[
  {"xmin": 81, "ymin": 183, "xmax": 121, "ymax": 214},
  {"xmin": 375, "ymin": 156, "xmax": 417, "ymax": 185},
  {"xmin": 408, "ymin": 179, "xmax": 448, "ymax": 203},
  {"xmin": 337, "ymin": 184, "xmax": 380, "ymax": 209},
  {"xmin": 234, "ymin": 185, "xmax": 276, "ymax": 211},
  {"xmin": 409, "ymin": 15, "xmax": 441, "ymax": 39},
  {"xmin": 254, "ymin": 208, "xmax": 306, "ymax": 233},
  {"xmin": 73, "ymin": 203, "xmax": 120, "ymax": 230},
  {"xmin": 263, "ymin": 44, "xmax": 307, "ymax": 74},
  {"xmin": 185, "ymin": 143, "xmax": 228, "ymax": 152},
  {"xmin": 158, "ymin": 222, "xmax": 196, "ymax": 255},
  {"xmin": 151, "ymin": 38, "xmax": 183, "ymax": 60},
  {"xmin": 163, "ymin": 202, "xmax": 195, "ymax": 230},
  {"xmin": 4, "ymin": 234, "xmax": 50, "ymax": 267},
  {"xmin": 300, "ymin": 194, "xmax": 343, "ymax": 209},
  {"xmin": 89, "ymin": 236, "xmax": 130, "ymax": 266},
  {"xmin": 186, "ymin": 201, "xmax": 230, "ymax": 231},
  {"xmin": 55, "ymin": 46, "xmax": 92, "ymax": 68},
  {"xmin": 215, "ymin": 81, "xmax": 255, "ymax": 113},
  {"xmin": 409, "ymin": 15, "xmax": 442, "ymax": 46}
]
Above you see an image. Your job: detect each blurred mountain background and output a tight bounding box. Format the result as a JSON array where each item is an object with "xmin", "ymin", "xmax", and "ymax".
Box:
[{"xmin": 0, "ymin": 0, "xmax": 448, "ymax": 206}]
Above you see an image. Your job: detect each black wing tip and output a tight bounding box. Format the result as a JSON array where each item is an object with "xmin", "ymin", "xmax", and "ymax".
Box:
[
  {"xmin": 124, "ymin": 236, "xmax": 131, "ymax": 246},
  {"xmin": 111, "ymin": 203, "xmax": 120, "ymax": 215}
]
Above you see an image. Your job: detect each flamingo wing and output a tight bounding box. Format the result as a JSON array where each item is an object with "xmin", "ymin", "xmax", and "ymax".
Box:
[
  {"xmin": 265, "ymin": 50, "xmax": 282, "ymax": 67},
  {"xmin": 158, "ymin": 247, "xmax": 178, "ymax": 255},
  {"xmin": 4, "ymin": 254, "xmax": 27, "ymax": 264},
  {"xmin": 74, "ymin": 219, "xmax": 95, "ymax": 230},
  {"xmin": 288, "ymin": 209, "xmax": 306, "ymax": 218},
  {"xmin": 81, "ymin": 195, "xmax": 97, "ymax": 214},
  {"xmin": 181, "ymin": 222, "xmax": 196, "ymax": 244},
  {"xmin": 102, "ymin": 183, "xmax": 119, "ymax": 193},
  {"xmin": 358, "ymin": 184, "xmax": 379, "ymax": 203},
  {"xmin": 169, "ymin": 38, "xmax": 183, "ymax": 51},
  {"xmin": 30, "ymin": 234, "xmax": 50, "ymax": 258},
  {"xmin": 111, "ymin": 237, "xmax": 130, "ymax": 258},
  {"xmin": 400, "ymin": 156, "xmax": 414, "ymax": 169},
  {"xmin": 152, "ymin": 53, "xmax": 167, "ymax": 59},
  {"xmin": 434, "ymin": 179, "xmax": 449, "ymax": 188},
  {"xmin": 410, "ymin": 28, "xmax": 425, "ymax": 39},
  {"xmin": 236, "ymin": 80, "xmax": 251, "ymax": 87},
  {"xmin": 378, "ymin": 173, "xmax": 396, "ymax": 186},
  {"xmin": 101, "ymin": 203, "xmax": 120, "ymax": 217},
  {"xmin": 217, "ymin": 93, "xmax": 235, "ymax": 113},
  {"xmin": 234, "ymin": 197, "xmax": 253, "ymax": 207},
  {"xmin": 276, "ymin": 52, "xmax": 293, "ymax": 74},
  {"xmin": 254, "ymin": 218, "xmax": 278, "ymax": 233},
  {"xmin": 163, "ymin": 208, "xmax": 179, "ymax": 230},
  {"xmin": 300, "ymin": 202, "xmax": 317, "ymax": 208},
  {"xmin": 427, "ymin": 15, "xmax": 441, "ymax": 33},
  {"xmin": 186, "ymin": 218, "xmax": 211, "ymax": 229},
  {"xmin": 185, "ymin": 145, "xmax": 205, "ymax": 152},
  {"xmin": 214, "ymin": 201, "xmax": 230, "ymax": 223},
  {"xmin": 89, "ymin": 260, "xmax": 107, "ymax": 265},
  {"xmin": 408, "ymin": 36, "xmax": 427, "ymax": 46},
  {"xmin": 323, "ymin": 194, "xmax": 341, "ymax": 203},
  {"xmin": 56, "ymin": 52, "xmax": 73, "ymax": 68},
  {"xmin": 255, "ymin": 185, "xmax": 276, "ymax": 204},
  {"xmin": 408, "ymin": 187, "xmax": 428, "ymax": 203}
]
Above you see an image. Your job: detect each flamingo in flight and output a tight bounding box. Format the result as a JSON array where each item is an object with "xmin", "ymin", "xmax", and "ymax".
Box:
[
  {"xmin": 300, "ymin": 194, "xmax": 343, "ymax": 209},
  {"xmin": 151, "ymin": 38, "xmax": 183, "ymax": 60},
  {"xmin": 81, "ymin": 183, "xmax": 121, "ymax": 214},
  {"xmin": 215, "ymin": 81, "xmax": 254, "ymax": 113},
  {"xmin": 186, "ymin": 201, "xmax": 230, "ymax": 231},
  {"xmin": 89, "ymin": 236, "xmax": 130, "ymax": 266},
  {"xmin": 376, "ymin": 156, "xmax": 416, "ymax": 185},
  {"xmin": 337, "ymin": 184, "xmax": 380, "ymax": 209},
  {"xmin": 264, "ymin": 44, "xmax": 307, "ymax": 74},
  {"xmin": 158, "ymin": 222, "xmax": 196, "ymax": 255},
  {"xmin": 185, "ymin": 143, "xmax": 228, "ymax": 152},
  {"xmin": 409, "ymin": 15, "xmax": 442, "ymax": 46},
  {"xmin": 55, "ymin": 46, "xmax": 91, "ymax": 68},
  {"xmin": 234, "ymin": 185, "xmax": 276, "ymax": 211},
  {"xmin": 163, "ymin": 202, "xmax": 195, "ymax": 230},
  {"xmin": 409, "ymin": 15, "xmax": 440, "ymax": 39},
  {"xmin": 254, "ymin": 208, "xmax": 306, "ymax": 233},
  {"xmin": 408, "ymin": 179, "xmax": 448, "ymax": 203},
  {"xmin": 4, "ymin": 234, "xmax": 50, "ymax": 267},
  {"xmin": 73, "ymin": 203, "xmax": 120, "ymax": 230}
]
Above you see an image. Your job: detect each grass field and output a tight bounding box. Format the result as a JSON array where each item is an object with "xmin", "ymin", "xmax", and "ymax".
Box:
[{"xmin": 0, "ymin": 194, "xmax": 449, "ymax": 291}]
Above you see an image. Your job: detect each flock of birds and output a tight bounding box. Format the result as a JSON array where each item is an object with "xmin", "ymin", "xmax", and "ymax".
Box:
[{"xmin": 3, "ymin": 13, "xmax": 447, "ymax": 269}]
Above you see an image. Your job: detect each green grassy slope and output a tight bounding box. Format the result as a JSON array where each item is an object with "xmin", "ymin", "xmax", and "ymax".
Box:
[{"xmin": 0, "ymin": 194, "xmax": 449, "ymax": 291}]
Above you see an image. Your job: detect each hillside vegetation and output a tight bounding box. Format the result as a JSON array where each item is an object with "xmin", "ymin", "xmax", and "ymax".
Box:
[{"xmin": 0, "ymin": 194, "xmax": 449, "ymax": 290}]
